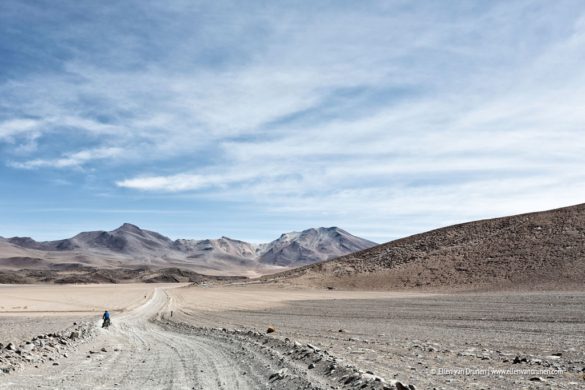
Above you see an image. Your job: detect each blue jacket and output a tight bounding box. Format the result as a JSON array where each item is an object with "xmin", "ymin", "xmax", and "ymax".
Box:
[{"xmin": 103, "ymin": 311, "xmax": 110, "ymax": 320}]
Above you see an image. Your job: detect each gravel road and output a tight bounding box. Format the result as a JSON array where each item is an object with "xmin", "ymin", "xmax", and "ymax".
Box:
[{"xmin": 0, "ymin": 288, "xmax": 396, "ymax": 390}]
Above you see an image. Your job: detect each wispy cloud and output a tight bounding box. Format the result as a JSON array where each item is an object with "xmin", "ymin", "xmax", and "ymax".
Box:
[
  {"xmin": 10, "ymin": 147, "xmax": 124, "ymax": 169},
  {"xmin": 0, "ymin": 118, "xmax": 42, "ymax": 140},
  {"xmin": 1, "ymin": 1, "xmax": 584, "ymax": 241}
]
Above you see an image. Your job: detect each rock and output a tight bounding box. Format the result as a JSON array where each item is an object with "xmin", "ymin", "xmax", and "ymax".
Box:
[
  {"xmin": 343, "ymin": 372, "xmax": 360, "ymax": 384},
  {"xmin": 338, "ymin": 329, "xmax": 345, "ymax": 333},
  {"xmin": 545, "ymin": 355, "xmax": 561, "ymax": 360},
  {"xmin": 362, "ymin": 373, "xmax": 385, "ymax": 383},
  {"xmin": 387, "ymin": 380, "xmax": 410, "ymax": 390},
  {"xmin": 308, "ymin": 363, "xmax": 315, "ymax": 369},
  {"xmin": 52, "ymin": 362, "xmax": 59, "ymax": 366},
  {"xmin": 69, "ymin": 331, "xmax": 80, "ymax": 340},
  {"xmin": 513, "ymin": 356, "xmax": 528, "ymax": 364},
  {"xmin": 266, "ymin": 326, "xmax": 276, "ymax": 334},
  {"xmin": 269, "ymin": 368, "xmax": 288, "ymax": 381},
  {"xmin": 22, "ymin": 344, "xmax": 35, "ymax": 352},
  {"xmin": 6, "ymin": 343, "xmax": 16, "ymax": 351},
  {"xmin": 307, "ymin": 343, "xmax": 320, "ymax": 352},
  {"xmin": 101, "ymin": 347, "xmax": 107, "ymax": 352},
  {"xmin": 529, "ymin": 377, "xmax": 545, "ymax": 382}
]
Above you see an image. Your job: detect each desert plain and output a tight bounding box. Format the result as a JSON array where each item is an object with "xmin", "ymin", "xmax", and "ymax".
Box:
[{"xmin": 1, "ymin": 283, "xmax": 584, "ymax": 389}]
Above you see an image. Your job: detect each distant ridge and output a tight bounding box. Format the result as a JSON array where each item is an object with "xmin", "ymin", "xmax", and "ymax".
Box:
[
  {"xmin": 265, "ymin": 204, "xmax": 585, "ymax": 291},
  {"xmin": 0, "ymin": 225, "xmax": 376, "ymax": 282}
]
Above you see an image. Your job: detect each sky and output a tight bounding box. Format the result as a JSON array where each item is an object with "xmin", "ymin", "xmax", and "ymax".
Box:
[{"xmin": 1, "ymin": 0, "xmax": 585, "ymax": 243}]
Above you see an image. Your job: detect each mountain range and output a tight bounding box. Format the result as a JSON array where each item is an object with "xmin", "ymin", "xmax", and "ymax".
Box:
[{"xmin": 0, "ymin": 224, "xmax": 376, "ymax": 279}]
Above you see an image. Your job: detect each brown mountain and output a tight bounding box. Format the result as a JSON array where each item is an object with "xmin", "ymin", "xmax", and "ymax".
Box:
[{"xmin": 266, "ymin": 204, "xmax": 585, "ymax": 291}]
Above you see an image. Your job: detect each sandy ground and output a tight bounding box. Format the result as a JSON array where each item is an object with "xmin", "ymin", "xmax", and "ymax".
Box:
[
  {"xmin": 0, "ymin": 284, "xmax": 159, "ymax": 346},
  {"xmin": 169, "ymin": 285, "xmax": 431, "ymax": 311},
  {"xmin": 0, "ymin": 284, "xmax": 158, "ymax": 313},
  {"xmin": 1, "ymin": 284, "xmax": 584, "ymax": 389}
]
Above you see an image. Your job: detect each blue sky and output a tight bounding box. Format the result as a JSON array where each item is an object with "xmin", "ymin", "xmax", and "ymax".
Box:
[{"xmin": 1, "ymin": 0, "xmax": 585, "ymax": 242}]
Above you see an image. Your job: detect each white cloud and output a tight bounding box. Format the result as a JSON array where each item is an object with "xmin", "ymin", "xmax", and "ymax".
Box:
[
  {"xmin": 116, "ymin": 174, "xmax": 211, "ymax": 191},
  {"xmin": 2, "ymin": 1, "xmax": 585, "ymax": 240},
  {"xmin": 10, "ymin": 147, "xmax": 124, "ymax": 169},
  {"xmin": 0, "ymin": 118, "xmax": 42, "ymax": 140}
]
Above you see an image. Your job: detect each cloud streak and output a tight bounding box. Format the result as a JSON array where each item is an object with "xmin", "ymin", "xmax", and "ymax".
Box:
[
  {"xmin": 1, "ymin": 0, "xmax": 585, "ymax": 241},
  {"xmin": 10, "ymin": 147, "xmax": 124, "ymax": 169}
]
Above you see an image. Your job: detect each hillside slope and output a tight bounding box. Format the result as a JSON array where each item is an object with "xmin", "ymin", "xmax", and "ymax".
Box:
[{"xmin": 265, "ymin": 204, "xmax": 585, "ymax": 290}]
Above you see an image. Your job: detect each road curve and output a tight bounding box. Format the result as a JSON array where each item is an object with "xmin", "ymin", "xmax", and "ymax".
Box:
[{"xmin": 0, "ymin": 288, "xmax": 320, "ymax": 390}]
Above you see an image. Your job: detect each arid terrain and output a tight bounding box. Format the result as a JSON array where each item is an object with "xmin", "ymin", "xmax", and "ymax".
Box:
[
  {"xmin": 1, "ymin": 284, "xmax": 584, "ymax": 389},
  {"xmin": 2, "ymin": 0, "xmax": 584, "ymax": 387},
  {"xmin": 1, "ymin": 205, "xmax": 585, "ymax": 388},
  {"xmin": 267, "ymin": 204, "xmax": 585, "ymax": 291},
  {"xmin": 0, "ymin": 284, "xmax": 156, "ymax": 345}
]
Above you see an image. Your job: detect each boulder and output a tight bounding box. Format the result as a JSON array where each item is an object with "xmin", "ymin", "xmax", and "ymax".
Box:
[{"xmin": 269, "ymin": 368, "xmax": 288, "ymax": 381}]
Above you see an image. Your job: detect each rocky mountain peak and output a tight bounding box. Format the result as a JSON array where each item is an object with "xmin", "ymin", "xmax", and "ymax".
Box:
[{"xmin": 114, "ymin": 223, "xmax": 143, "ymax": 234}]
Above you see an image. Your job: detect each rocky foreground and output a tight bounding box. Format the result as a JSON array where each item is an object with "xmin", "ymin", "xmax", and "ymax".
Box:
[
  {"xmin": 2, "ymin": 287, "xmax": 585, "ymax": 389},
  {"xmin": 169, "ymin": 287, "xmax": 585, "ymax": 389},
  {"xmin": 1, "ymin": 317, "xmax": 416, "ymax": 389},
  {"xmin": 0, "ymin": 321, "xmax": 95, "ymax": 374},
  {"xmin": 0, "ymin": 288, "xmax": 415, "ymax": 390},
  {"xmin": 157, "ymin": 320, "xmax": 415, "ymax": 390}
]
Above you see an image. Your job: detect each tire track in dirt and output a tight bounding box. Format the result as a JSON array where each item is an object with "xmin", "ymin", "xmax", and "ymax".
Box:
[{"xmin": 0, "ymin": 288, "xmax": 339, "ymax": 389}]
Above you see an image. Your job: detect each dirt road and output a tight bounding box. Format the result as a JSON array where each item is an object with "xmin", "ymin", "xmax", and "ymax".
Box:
[{"xmin": 0, "ymin": 287, "xmax": 391, "ymax": 390}]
